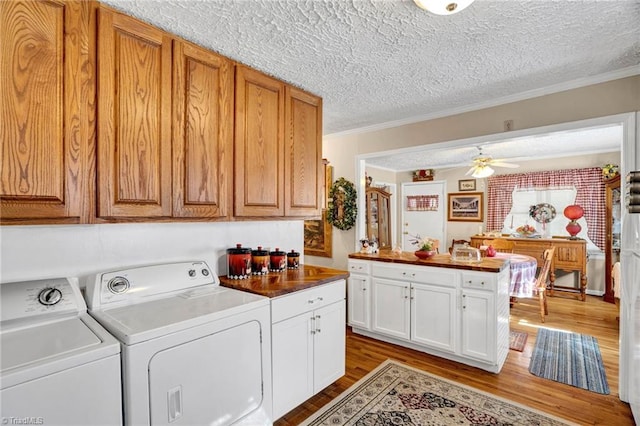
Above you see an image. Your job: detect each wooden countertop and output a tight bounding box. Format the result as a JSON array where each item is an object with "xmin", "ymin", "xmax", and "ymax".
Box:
[
  {"xmin": 348, "ymin": 251, "xmax": 509, "ymax": 273},
  {"xmin": 219, "ymin": 264, "xmax": 349, "ymax": 298}
]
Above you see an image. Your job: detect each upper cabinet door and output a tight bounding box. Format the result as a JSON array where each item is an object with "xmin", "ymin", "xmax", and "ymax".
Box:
[
  {"xmin": 172, "ymin": 40, "xmax": 233, "ymax": 219},
  {"xmin": 234, "ymin": 66, "xmax": 285, "ymax": 217},
  {"xmin": 1, "ymin": 0, "xmax": 93, "ymax": 223},
  {"xmin": 97, "ymin": 7, "xmax": 172, "ymax": 218},
  {"xmin": 284, "ymin": 87, "xmax": 322, "ymax": 217}
]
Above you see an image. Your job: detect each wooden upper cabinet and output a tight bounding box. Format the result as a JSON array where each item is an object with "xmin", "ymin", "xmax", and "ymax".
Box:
[
  {"xmin": 172, "ymin": 40, "xmax": 233, "ymax": 218},
  {"xmin": 284, "ymin": 87, "xmax": 322, "ymax": 217},
  {"xmin": 1, "ymin": 0, "xmax": 93, "ymax": 223},
  {"xmin": 234, "ymin": 66, "xmax": 285, "ymax": 217},
  {"xmin": 96, "ymin": 7, "xmax": 172, "ymax": 218}
]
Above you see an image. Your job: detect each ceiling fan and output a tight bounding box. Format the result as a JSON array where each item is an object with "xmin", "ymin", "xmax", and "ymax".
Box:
[{"xmin": 465, "ymin": 146, "xmax": 519, "ymax": 178}]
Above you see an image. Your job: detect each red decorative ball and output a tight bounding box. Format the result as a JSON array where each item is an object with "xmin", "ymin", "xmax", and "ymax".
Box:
[{"xmin": 563, "ymin": 204, "xmax": 584, "ymax": 220}]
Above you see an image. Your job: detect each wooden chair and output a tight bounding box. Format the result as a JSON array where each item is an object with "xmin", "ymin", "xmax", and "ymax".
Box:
[
  {"xmin": 482, "ymin": 238, "xmax": 514, "ymax": 253},
  {"xmin": 535, "ymin": 247, "xmax": 556, "ymax": 323},
  {"xmin": 449, "ymin": 239, "xmax": 470, "ymax": 254}
]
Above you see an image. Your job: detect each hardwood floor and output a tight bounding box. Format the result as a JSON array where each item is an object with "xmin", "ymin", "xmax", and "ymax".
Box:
[{"xmin": 275, "ymin": 294, "xmax": 634, "ymax": 425}]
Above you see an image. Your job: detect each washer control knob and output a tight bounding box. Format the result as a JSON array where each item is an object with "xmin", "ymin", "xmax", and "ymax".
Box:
[
  {"xmin": 38, "ymin": 287, "xmax": 62, "ymax": 306},
  {"xmin": 188, "ymin": 269, "xmax": 196, "ymax": 277},
  {"xmin": 107, "ymin": 276, "xmax": 130, "ymax": 294},
  {"xmin": 201, "ymin": 269, "xmax": 210, "ymax": 276}
]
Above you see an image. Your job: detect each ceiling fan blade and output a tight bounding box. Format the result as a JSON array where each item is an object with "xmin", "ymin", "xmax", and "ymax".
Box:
[
  {"xmin": 465, "ymin": 166, "xmax": 476, "ymax": 176},
  {"xmin": 492, "ymin": 162, "xmax": 520, "ymax": 168}
]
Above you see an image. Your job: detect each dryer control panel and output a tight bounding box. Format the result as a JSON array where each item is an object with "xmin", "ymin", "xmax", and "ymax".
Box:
[
  {"xmin": 0, "ymin": 277, "xmax": 85, "ymax": 325},
  {"xmin": 85, "ymin": 261, "xmax": 218, "ymax": 309}
]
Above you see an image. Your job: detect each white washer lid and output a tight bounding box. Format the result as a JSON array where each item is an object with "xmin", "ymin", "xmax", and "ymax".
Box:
[
  {"xmin": 1, "ymin": 314, "xmax": 121, "ymax": 389},
  {"xmin": 92, "ymin": 286, "xmax": 269, "ymax": 345}
]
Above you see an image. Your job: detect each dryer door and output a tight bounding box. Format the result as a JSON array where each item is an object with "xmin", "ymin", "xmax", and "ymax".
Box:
[{"xmin": 149, "ymin": 320, "xmax": 263, "ymax": 425}]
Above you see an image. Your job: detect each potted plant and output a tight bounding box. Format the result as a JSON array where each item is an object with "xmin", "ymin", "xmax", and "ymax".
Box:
[{"xmin": 410, "ymin": 235, "xmax": 438, "ymax": 259}]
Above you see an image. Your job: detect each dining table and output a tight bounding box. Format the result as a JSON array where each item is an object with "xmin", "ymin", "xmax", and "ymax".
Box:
[{"xmin": 493, "ymin": 252, "xmax": 538, "ymax": 298}]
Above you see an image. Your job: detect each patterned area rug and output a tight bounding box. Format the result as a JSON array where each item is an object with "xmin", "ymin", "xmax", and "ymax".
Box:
[
  {"xmin": 301, "ymin": 360, "xmax": 575, "ymax": 425},
  {"xmin": 509, "ymin": 330, "xmax": 528, "ymax": 352},
  {"xmin": 529, "ymin": 328, "xmax": 610, "ymax": 395}
]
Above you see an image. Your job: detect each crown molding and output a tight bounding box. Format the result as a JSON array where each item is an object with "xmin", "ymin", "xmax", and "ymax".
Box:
[{"xmin": 324, "ymin": 65, "xmax": 640, "ymax": 139}]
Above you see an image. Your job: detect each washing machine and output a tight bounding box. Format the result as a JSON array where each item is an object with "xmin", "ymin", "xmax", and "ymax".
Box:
[
  {"xmin": 84, "ymin": 261, "xmax": 272, "ymax": 426},
  {"xmin": 0, "ymin": 277, "xmax": 122, "ymax": 425}
]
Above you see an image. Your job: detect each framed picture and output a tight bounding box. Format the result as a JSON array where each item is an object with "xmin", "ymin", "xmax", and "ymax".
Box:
[
  {"xmin": 447, "ymin": 192, "xmax": 484, "ymax": 222},
  {"xmin": 304, "ymin": 209, "xmax": 333, "ymax": 257},
  {"xmin": 458, "ymin": 179, "xmax": 476, "ymax": 191}
]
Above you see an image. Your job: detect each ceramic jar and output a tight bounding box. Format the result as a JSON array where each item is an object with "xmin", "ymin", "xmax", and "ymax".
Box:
[
  {"xmin": 251, "ymin": 246, "xmax": 270, "ymax": 275},
  {"xmin": 227, "ymin": 244, "xmax": 252, "ymax": 279},
  {"xmin": 269, "ymin": 248, "xmax": 287, "ymax": 272},
  {"xmin": 287, "ymin": 250, "xmax": 300, "ymax": 269}
]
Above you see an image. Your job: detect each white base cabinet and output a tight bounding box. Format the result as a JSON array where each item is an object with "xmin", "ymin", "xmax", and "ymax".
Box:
[
  {"xmin": 271, "ymin": 280, "xmax": 346, "ymax": 420},
  {"xmin": 347, "ymin": 260, "xmax": 371, "ymax": 330},
  {"xmin": 347, "ymin": 259, "xmax": 509, "ymax": 373}
]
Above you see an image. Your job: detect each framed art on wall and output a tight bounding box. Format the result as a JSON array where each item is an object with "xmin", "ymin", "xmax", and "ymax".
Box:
[
  {"xmin": 447, "ymin": 192, "xmax": 483, "ymax": 222},
  {"xmin": 305, "ymin": 161, "xmax": 333, "ymax": 257},
  {"xmin": 304, "ymin": 209, "xmax": 332, "ymax": 257},
  {"xmin": 458, "ymin": 179, "xmax": 476, "ymax": 191}
]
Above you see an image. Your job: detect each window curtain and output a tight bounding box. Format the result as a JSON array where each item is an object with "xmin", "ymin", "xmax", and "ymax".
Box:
[{"xmin": 487, "ymin": 167, "xmax": 605, "ymax": 249}]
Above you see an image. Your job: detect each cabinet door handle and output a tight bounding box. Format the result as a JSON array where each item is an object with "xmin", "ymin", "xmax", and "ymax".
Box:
[
  {"xmin": 315, "ymin": 314, "xmax": 321, "ymax": 333},
  {"xmin": 310, "ymin": 316, "xmax": 316, "ymax": 334},
  {"xmin": 462, "ymin": 293, "xmax": 466, "ymax": 309}
]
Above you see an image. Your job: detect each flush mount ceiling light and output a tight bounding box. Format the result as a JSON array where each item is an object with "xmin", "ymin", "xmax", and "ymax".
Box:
[{"xmin": 413, "ymin": 0, "xmax": 475, "ymax": 15}]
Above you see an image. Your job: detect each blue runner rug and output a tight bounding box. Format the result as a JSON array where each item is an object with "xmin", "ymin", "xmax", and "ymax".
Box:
[{"xmin": 529, "ymin": 328, "xmax": 609, "ymax": 394}]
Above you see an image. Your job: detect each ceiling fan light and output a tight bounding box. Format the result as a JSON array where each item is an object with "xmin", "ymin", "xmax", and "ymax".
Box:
[
  {"xmin": 413, "ymin": 0, "xmax": 475, "ymax": 15},
  {"xmin": 472, "ymin": 165, "xmax": 494, "ymax": 178}
]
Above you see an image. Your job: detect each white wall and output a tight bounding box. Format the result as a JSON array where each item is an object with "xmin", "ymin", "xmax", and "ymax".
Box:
[{"xmin": 0, "ymin": 221, "xmax": 303, "ymax": 285}]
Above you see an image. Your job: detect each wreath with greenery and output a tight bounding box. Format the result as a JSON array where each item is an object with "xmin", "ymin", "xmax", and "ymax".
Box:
[{"xmin": 327, "ymin": 177, "xmax": 358, "ymax": 231}]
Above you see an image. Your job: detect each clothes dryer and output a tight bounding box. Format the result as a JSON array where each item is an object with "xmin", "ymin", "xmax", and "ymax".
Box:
[{"xmin": 85, "ymin": 261, "xmax": 272, "ymax": 425}]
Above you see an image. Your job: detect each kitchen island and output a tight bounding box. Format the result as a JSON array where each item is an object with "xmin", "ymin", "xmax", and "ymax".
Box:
[
  {"xmin": 221, "ymin": 265, "xmax": 349, "ymax": 420},
  {"xmin": 348, "ymin": 251, "xmax": 510, "ymax": 373}
]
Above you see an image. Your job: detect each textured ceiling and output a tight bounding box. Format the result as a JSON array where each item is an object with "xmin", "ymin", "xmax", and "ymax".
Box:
[
  {"xmin": 365, "ymin": 123, "xmax": 623, "ymax": 171},
  {"xmin": 100, "ymin": 0, "xmax": 640, "ymax": 137}
]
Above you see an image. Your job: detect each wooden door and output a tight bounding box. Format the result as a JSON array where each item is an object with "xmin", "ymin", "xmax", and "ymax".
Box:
[
  {"xmin": 234, "ymin": 66, "xmax": 284, "ymax": 217},
  {"xmin": 272, "ymin": 312, "xmax": 314, "ymax": 420},
  {"xmin": 401, "ymin": 181, "xmax": 446, "ymax": 251},
  {"xmin": 284, "ymin": 87, "xmax": 322, "ymax": 217},
  {"xmin": 97, "ymin": 7, "xmax": 172, "ymax": 218},
  {"xmin": 312, "ymin": 300, "xmax": 346, "ymax": 393},
  {"xmin": 172, "ymin": 40, "xmax": 233, "ymax": 218},
  {"xmin": 347, "ymin": 274, "xmax": 370, "ymax": 329},
  {"xmin": 1, "ymin": 0, "xmax": 93, "ymax": 223},
  {"xmin": 411, "ymin": 283, "xmax": 457, "ymax": 353},
  {"xmin": 371, "ymin": 278, "xmax": 410, "ymax": 340},
  {"xmin": 460, "ymin": 288, "xmax": 495, "ymax": 362}
]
